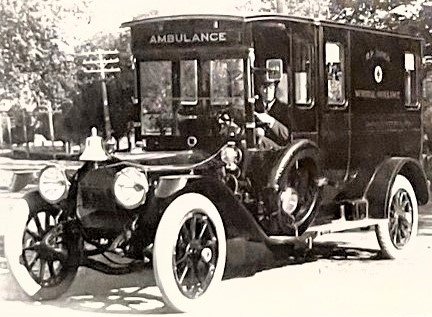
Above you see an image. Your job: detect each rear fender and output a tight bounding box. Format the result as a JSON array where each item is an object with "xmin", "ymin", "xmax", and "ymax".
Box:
[{"xmin": 365, "ymin": 157, "xmax": 428, "ymax": 219}]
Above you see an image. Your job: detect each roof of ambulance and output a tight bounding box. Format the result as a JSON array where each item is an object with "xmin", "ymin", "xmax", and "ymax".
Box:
[{"xmin": 121, "ymin": 13, "xmax": 421, "ymax": 40}]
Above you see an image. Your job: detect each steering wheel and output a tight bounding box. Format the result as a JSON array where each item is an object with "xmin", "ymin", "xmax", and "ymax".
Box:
[{"xmin": 217, "ymin": 111, "xmax": 242, "ymax": 138}]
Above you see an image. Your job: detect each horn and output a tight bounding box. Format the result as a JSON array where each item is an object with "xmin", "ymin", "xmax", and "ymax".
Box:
[{"xmin": 79, "ymin": 127, "xmax": 109, "ymax": 161}]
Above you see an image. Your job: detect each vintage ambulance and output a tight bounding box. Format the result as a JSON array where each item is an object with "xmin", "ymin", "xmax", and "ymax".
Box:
[{"xmin": 5, "ymin": 13, "xmax": 428, "ymax": 312}]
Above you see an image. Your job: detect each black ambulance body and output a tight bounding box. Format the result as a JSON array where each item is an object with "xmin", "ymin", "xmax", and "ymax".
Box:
[{"xmin": 5, "ymin": 14, "xmax": 428, "ymax": 313}]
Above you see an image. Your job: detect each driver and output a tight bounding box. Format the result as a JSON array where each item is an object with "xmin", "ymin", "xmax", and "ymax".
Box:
[{"xmin": 254, "ymin": 78, "xmax": 291, "ymax": 150}]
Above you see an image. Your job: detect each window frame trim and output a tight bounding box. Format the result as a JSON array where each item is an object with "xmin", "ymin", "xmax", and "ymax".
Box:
[
  {"xmin": 179, "ymin": 59, "xmax": 199, "ymax": 106},
  {"xmin": 293, "ymin": 30, "xmax": 315, "ymax": 109},
  {"xmin": 403, "ymin": 51, "xmax": 420, "ymax": 110},
  {"xmin": 325, "ymin": 41, "xmax": 347, "ymax": 109}
]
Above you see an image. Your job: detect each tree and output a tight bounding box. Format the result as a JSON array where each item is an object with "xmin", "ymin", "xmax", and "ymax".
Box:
[
  {"xmin": 329, "ymin": 0, "xmax": 425, "ymax": 30},
  {"xmin": 0, "ymin": 0, "xmax": 91, "ymax": 111},
  {"xmin": 237, "ymin": 0, "xmax": 330, "ymax": 17}
]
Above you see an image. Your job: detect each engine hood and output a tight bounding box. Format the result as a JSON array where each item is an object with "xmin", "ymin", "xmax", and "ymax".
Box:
[{"xmin": 111, "ymin": 148, "xmax": 221, "ymax": 172}]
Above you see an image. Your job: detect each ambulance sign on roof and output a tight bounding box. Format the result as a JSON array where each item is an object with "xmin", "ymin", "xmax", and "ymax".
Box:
[{"xmin": 149, "ymin": 32, "xmax": 227, "ymax": 45}]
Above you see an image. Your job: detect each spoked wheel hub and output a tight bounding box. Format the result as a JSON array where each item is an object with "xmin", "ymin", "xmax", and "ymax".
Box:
[
  {"xmin": 22, "ymin": 228, "xmax": 68, "ymax": 263},
  {"xmin": 184, "ymin": 240, "xmax": 213, "ymax": 262},
  {"xmin": 20, "ymin": 210, "xmax": 70, "ymax": 287},
  {"xmin": 388, "ymin": 188, "xmax": 414, "ymax": 249},
  {"xmin": 173, "ymin": 212, "xmax": 218, "ymax": 299}
]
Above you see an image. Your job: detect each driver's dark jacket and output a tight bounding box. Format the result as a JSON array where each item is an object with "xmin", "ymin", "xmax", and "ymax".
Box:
[{"xmin": 256, "ymin": 98, "xmax": 293, "ymax": 149}]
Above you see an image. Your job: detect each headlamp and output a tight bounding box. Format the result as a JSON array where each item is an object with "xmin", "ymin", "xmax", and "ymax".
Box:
[
  {"xmin": 113, "ymin": 167, "xmax": 149, "ymax": 209},
  {"xmin": 38, "ymin": 166, "xmax": 69, "ymax": 203}
]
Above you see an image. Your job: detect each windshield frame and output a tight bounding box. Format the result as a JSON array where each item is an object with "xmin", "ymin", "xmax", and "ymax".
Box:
[{"xmin": 135, "ymin": 49, "xmax": 249, "ymax": 140}]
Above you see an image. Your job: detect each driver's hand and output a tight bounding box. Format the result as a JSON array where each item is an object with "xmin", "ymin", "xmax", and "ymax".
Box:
[
  {"xmin": 218, "ymin": 112, "xmax": 241, "ymax": 136},
  {"xmin": 254, "ymin": 112, "xmax": 275, "ymax": 128},
  {"xmin": 218, "ymin": 112, "xmax": 231, "ymax": 124}
]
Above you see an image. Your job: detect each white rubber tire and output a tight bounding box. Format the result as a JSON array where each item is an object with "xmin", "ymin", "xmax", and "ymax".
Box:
[
  {"xmin": 153, "ymin": 193, "xmax": 226, "ymax": 313},
  {"xmin": 375, "ymin": 175, "xmax": 418, "ymax": 259},
  {"xmin": 5, "ymin": 199, "xmax": 42, "ymax": 297}
]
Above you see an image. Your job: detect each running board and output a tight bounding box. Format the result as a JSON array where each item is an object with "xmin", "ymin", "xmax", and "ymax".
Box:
[
  {"xmin": 267, "ymin": 218, "xmax": 387, "ymax": 248},
  {"xmin": 305, "ymin": 218, "xmax": 387, "ymax": 237}
]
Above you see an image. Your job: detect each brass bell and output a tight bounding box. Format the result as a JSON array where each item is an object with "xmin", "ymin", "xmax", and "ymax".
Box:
[{"xmin": 79, "ymin": 127, "xmax": 110, "ymax": 161}]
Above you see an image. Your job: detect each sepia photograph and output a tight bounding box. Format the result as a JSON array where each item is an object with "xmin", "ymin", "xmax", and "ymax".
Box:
[{"xmin": 1, "ymin": 0, "xmax": 432, "ymax": 316}]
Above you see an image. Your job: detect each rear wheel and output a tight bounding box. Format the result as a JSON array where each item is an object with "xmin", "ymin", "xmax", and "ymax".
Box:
[
  {"xmin": 153, "ymin": 193, "xmax": 226, "ymax": 312},
  {"xmin": 5, "ymin": 199, "xmax": 80, "ymax": 300},
  {"xmin": 375, "ymin": 175, "xmax": 418, "ymax": 259}
]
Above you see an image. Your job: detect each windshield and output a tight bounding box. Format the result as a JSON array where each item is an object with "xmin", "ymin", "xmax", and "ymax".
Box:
[{"xmin": 139, "ymin": 58, "xmax": 245, "ymax": 136}]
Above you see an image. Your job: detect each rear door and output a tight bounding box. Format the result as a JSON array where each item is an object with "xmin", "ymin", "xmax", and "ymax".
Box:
[{"xmin": 319, "ymin": 26, "xmax": 350, "ymax": 181}]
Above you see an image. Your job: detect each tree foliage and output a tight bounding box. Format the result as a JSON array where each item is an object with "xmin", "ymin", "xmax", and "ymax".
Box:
[
  {"xmin": 237, "ymin": 0, "xmax": 330, "ymax": 17},
  {"xmin": 0, "ymin": 0, "xmax": 90, "ymax": 110},
  {"xmin": 328, "ymin": 0, "xmax": 432, "ymax": 49}
]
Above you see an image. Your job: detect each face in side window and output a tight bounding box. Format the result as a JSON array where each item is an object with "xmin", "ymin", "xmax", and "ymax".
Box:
[{"xmin": 325, "ymin": 42, "xmax": 345, "ymax": 106}]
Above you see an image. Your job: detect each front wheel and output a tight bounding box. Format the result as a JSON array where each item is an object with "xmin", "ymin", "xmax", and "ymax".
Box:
[
  {"xmin": 375, "ymin": 175, "xmax": 418, "ymax": 259},
  {"xmin": 5, "ymin": 199, "xmax": 80, "ymax": 300},
  {"xmin": 153, "ymin": 193, "xmax": 226, "ymax": 312}
]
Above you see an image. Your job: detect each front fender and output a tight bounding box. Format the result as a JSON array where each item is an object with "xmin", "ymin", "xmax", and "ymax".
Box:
[
  {"xmin": 184, "ymin": 178, "xmax": 269, "ymax": 242},
  {"xmin": 365, "ymin": 157, "xmax": 428, "ymax": 219},
  {"xmin": 268, "ymin": 139, "xmax": 321, "ymax": 190},
  {"xmin": 152, "ymin": 176, "xmax": 268, "ymax": 242},
  {"xmin": 154, "ymin": 175, "xmax": 200, "ymax": 198}
]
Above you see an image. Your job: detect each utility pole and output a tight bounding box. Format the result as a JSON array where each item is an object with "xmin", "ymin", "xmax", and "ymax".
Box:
[
  {"xmin": 276, "ymin": 0, "xmax": 287, "ymax": 14},
  {"xmin": 81, "ymin": 49, "xmax": 120, "ymax": 139}
]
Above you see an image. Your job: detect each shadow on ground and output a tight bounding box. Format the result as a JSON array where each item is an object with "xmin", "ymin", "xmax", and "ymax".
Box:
[
  {"xmin": 4, "ymin": 205, "xmax": 432, "ymax": 315},
  {"xmin": 62, "ymin": 272, "xmax": 168, "ymax": 315},
  {"xmin": 0, "ymin": 235, "xmax": 384, "ymax": 315},
  {"xmin": 224, "ymin": 237, "xmax": 381, "ymax": 279}
]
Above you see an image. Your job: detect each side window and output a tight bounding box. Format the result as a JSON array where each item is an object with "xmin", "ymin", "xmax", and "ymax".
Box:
[
  {"xmin": 423, "ymin": 69, "xmax": 432, "ymax": 103},
  {"xmin": 208, "ymin": 59, "xmax": 244, "ymax": 106},
  {"xmin": 293, "ymin": 35, "xmax": 313, "ymax": 106},
  {"xmin": 404, "ymin": 52, "xmax": 418, "ymax": 108},
  {"xmin": 140, "ymin": 61, "xmax": 173, "ymax": 135},
  {"xmin": 326, "ymin": 42, "xmax": 346, "ymax": 106}
]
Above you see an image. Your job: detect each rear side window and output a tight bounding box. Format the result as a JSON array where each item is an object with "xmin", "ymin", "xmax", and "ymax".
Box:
[
  {"xmin": 404, "ymin": 52, "xmax": 418, "ymax": 108},
  {"xmin": 326, "ymin": 42, "xmax": 346, "ymax": 106}
]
